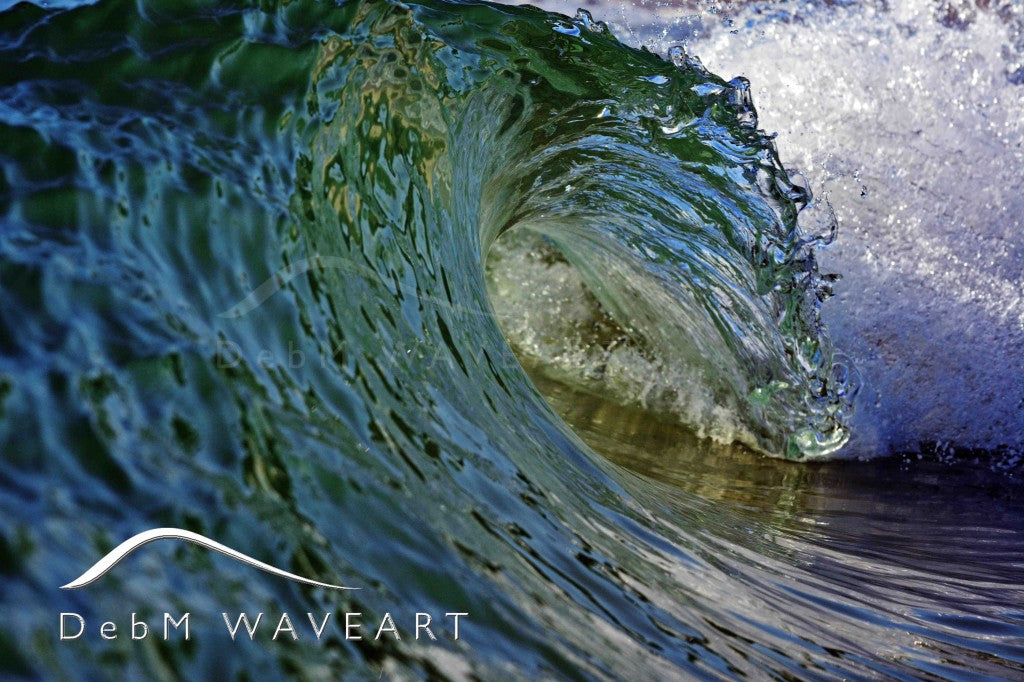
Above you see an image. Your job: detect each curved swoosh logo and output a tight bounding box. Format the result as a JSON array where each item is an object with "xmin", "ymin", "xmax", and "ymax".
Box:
[{"xmin": 61, "ymin": 528, "xmax": 358, "ymax": 591}]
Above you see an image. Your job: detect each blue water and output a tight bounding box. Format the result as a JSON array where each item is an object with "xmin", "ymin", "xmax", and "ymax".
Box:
[{"xmin": 1, "ymin": 0, "xmax": 1022, "ymax": 678}]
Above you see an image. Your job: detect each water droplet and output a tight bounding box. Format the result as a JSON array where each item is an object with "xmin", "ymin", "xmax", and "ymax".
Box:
[
  {"xmin": 668, "ymin": 44, "xmax": 708, "ymax": 74},
  {"xmin": 573, "ymin": 9, "xmax": 608, "ymax": 33},
  {"xmin": 668, "ymin": 45, "xmax": 687, "ymax": 68},
  {"xmin": 728, "ymin": 76, "xmax": 758, "ymax": 128}
]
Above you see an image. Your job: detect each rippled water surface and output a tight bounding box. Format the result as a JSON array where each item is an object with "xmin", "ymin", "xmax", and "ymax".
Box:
[{"xmin": 1, "ymin": 0, "xmax": 1022, "ymax": 679}]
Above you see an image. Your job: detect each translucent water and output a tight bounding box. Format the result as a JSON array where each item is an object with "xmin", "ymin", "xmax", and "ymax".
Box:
[{"xmin": 1, "ymin": 0, "xmax": 1021, "ymax": 679}]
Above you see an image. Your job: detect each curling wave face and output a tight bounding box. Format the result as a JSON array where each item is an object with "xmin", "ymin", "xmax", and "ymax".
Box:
[
  {"xmin": 1, "ymin": 0, "xmax": 1022, "ymax": 679},
  {"xmin": 287, "ymin": 0, "xmax": 857, "ymax": 461}
]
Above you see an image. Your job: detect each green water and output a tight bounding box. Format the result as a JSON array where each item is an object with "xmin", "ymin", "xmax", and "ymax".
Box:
[{"xmin": 1, "ymin": 0, "xmax": 1021, "ymax": 678}]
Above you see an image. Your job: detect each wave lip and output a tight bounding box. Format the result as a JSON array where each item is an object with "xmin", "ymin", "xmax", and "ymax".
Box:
[{"xmin": 60, "ymin": 528, "xmax": 358, "ymax": 591}]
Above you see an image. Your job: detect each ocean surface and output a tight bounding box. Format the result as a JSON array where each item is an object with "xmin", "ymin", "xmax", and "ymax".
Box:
[{"xmin": 0, "ymin": 0, "xmax": 1021, "ymax": 678}]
